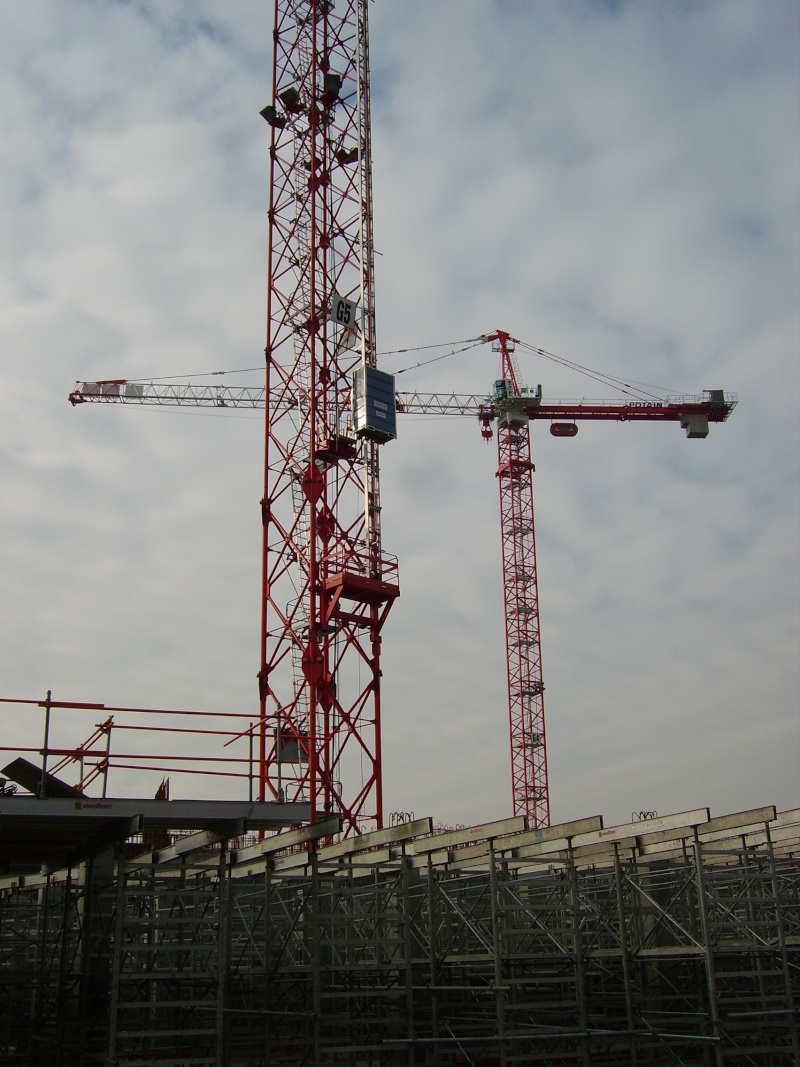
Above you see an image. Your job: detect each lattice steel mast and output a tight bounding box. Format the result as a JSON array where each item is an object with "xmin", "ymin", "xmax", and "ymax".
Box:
[
  {"xmin": 483, "ymin": 331, "xmax": 548, "ymax": 826},
  {"xmin": 258, "ymin": 0, "xmax": 397, "ymax": 834}
]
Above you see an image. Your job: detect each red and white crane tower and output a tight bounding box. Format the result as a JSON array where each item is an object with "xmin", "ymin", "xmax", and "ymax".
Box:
[
  {"xmin": 69, "ymin": 0, "xmax": 737, "ymax": 833},
  {"xmin": 486, "ymin": 330, "xmax": 549, "ymax": 827},
  {"xmin": 257, "ymin": 0, "xmax": 398, "ymax": 835}
]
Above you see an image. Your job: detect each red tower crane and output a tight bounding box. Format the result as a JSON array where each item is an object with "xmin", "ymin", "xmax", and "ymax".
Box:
[
  {"xmin": 487, "ymin": 330, "xmax": 549, "ymax": 826},
  {"xmin": 67, "ymin": 0, "xmax": 739, "ymax": 837},
  {"xmin": 256, "ymin": 0, "xmax": 399, "ymax": 835},
  {"xmin": 70, "ymin": 349, "xmax": 736, "ymax": 829}
]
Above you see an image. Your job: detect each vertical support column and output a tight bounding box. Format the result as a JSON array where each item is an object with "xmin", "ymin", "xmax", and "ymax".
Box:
[
  {"xmin": 613, "ymin": 845, "xmax": 639, "ymax": 1066},
  {"xmin": 216, "ymin": 846, "xmax": 231, "ymax": 1066},
  {"xmin": 262, "ymin": 863, "xmax": 273, "ymax": 1063},
  {"xmin": 487, "ymin": 839, "xmax": 507, "ymax": 1066},
  {"xmin": 493, "ymin": 331, "xmax": 549, "ymax": 828},
  {"xmin": 76, "ymin": 856, "xmax": 95, "ymax": 1066},
  {"xmin": 39, "ymin": 689, "xmax": 52, "ymax": 798},
  {"xmin": 766, "ymin": 825, "xmax": 800, "ymax": 1061},
  {"xmin": 566, "ymin": 845, "xmax": 590, "ymax": 1067},
  {"xmin": 54, "ymin": 869, "xmax": 75, "ymax": 1063},
  {"xmin": 107, "ymin": 857, "xmax": 127, "ymax": 1066},
  {"xmin": 426, "ymin": 855, "xmax": 441, "ymax": 1058},
  {"xmin": 310, "ymin": 850, "xmax": 322, "ymax": 1062},
  {"xmin": 145, "ymin": 864, "xmax": 156, "ymax": 1029},
  {"xmin": 740, "ymin": 833, "xmax": 770, "ymax": 1028},
  {"xmin": 399, "ymin": 844, "xmax": 416, "ymax": 1064},
  {"xmin": 692, "ymin": 835, "xmax": 725, "ymax": 1067},
  {"xmin": 32, "ymin": 873, "xmax": 53, "ymax": 1064}
]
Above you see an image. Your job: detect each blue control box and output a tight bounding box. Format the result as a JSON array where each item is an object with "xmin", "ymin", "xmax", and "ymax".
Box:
[{"xmin": 352, "ymin": 366, "xmax": 397, "ymax": 443}]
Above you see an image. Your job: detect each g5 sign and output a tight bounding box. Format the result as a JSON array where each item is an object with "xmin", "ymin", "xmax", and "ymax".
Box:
[
  {"xmin": 331, "ymin": 294, "xmax": 359, "ymax": 353},
  {"xmin": 332, "ymin": 294, "xmax": 357, "ymax": 327}
]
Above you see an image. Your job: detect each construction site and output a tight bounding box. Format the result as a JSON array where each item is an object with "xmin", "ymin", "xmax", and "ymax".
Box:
[
  {"xmin": 1, "ymin": 1, "xmax": 797, "ymax": 1064},
  {"xmin": 0, "ymin": 786, "xmax": 797, "ymax": 1066}
]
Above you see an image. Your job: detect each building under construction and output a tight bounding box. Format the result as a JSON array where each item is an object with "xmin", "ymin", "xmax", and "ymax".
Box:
[
  {"xmin": 0, "ymin": 790, "xmax": 798, "ymax": 1065},
  {"xmin": 2, "ymin": 2, "xmax": 795, "ymax": 1063}
]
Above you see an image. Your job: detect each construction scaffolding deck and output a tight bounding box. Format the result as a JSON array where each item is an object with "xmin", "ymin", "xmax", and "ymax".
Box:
[{"xmin": 0, "ymin": 804, "xmax": 797, "ymax": 1065}]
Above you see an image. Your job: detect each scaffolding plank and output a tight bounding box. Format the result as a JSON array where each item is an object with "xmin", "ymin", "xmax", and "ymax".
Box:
[
  {"xmin": 233, "ymin": 813, "xmax": 343, "ymax": 866},
  {"xmin": 317, "ymin": 816, "xmax": 433, "ymax": 859},
  {"xmin": 571, "ymin": 808, "xmax": 710, "ymax": 849},
  {"xmin": 408, "ymin": 816, "xmax": 526, "ymax": 856},
  {"xmin": 701, "ymin": 804, "xmax": 777, "ymax": 836},
  {"xmin": 450, "ymin": 815, "xmax": 604, "ymax": 866},
  {"xmin": 149, "ymin": 817, "xmax": 246, "ymax": 864}
]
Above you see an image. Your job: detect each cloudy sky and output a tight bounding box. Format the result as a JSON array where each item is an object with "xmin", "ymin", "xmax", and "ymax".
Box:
[{"xmin": 1, "ymin": 0, "xmax": 797, "ymax": 829}]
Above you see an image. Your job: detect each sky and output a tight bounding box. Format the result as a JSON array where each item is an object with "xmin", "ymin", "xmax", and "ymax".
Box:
[{"xmin": 1, "ymin": 0, "xmax": 798, "ymax": 830}]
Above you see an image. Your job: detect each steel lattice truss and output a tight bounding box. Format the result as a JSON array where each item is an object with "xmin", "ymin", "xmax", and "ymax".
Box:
[
  {"xmin": 70, "ymin": 379, "xmax": 739, "ymax": 422},
  {"xmin": 492, "ymin": 331, "xmax": 549, "ymax": 826},
  {"xmin": 259, "ymin": 0, "xmax": 396, "ymax": 834},
  {"xmin": 496, "ymin": 422, "xmax": 548, "ymax": 825},
  {"xmin": 1, "ymin": 805, "xmax": 797, "ymax": 1064}
]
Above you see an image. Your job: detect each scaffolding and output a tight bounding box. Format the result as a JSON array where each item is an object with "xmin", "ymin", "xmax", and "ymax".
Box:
[{"xmin": 0, "ymin": 805, "xmax": 797, "ymax": 1065}]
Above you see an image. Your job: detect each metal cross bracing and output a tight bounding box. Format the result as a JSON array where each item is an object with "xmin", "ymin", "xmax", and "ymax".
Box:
[
  {"xmin": 70, "ymin": 354, "xmax": 736, "ymax": 832},
  {"xmin": 2, "ymin": 804, "xmax": 797, "ymax": 1065},
  {"xmin": 490, "ymin": 330, "xmax": 549, "ymax": 827},
  {"xmin": 108, "ymin": 858, "xmax": 227, "ymax": 1065},
  {"xmin": 0, "ymin": 857, "xmax": 117, "ymax": 1065},
  {"xmin": 260, "ymin": 0, "xmax": 396, "ymax": 836},
  {"xmin": 70, "ymin": 374, "xmax": 738, "ymax": 424}
]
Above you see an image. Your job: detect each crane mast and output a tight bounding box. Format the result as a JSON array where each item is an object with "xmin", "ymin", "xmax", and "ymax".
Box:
[
  {"xmin": 259, "ymin": 0, "xmax": 397, "ymax": 834},
  {"xmin": 487, "ymin": 331, "xmax": 549, "ymax": 825}
]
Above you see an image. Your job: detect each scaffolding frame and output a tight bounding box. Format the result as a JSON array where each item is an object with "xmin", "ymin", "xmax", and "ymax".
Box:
[{"xmin": 1, "ymin": 806, "xmax": 797, "ymax": 1065}]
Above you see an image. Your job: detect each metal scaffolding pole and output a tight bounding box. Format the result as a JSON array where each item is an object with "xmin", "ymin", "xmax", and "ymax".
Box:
[{"xmin": 2, "ymin": 805, "xmax": 798, "ymax": 1065}]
